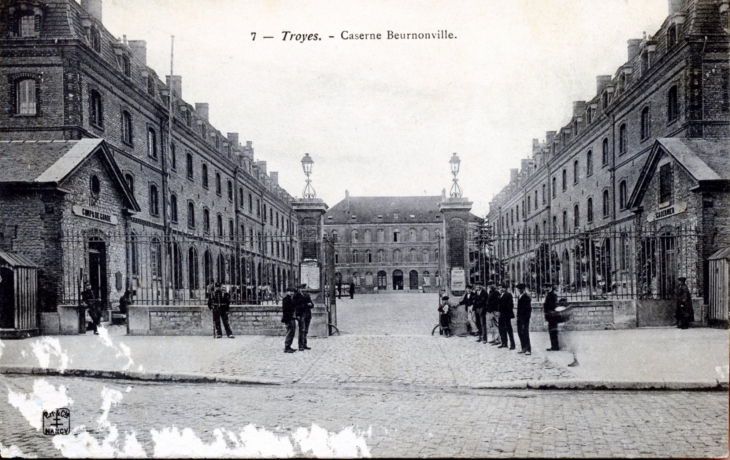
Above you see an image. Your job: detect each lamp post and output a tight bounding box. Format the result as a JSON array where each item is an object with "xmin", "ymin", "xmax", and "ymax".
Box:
[
  {"xmin": 449, "ymin": 152, "xmax": 462, "ymax": 198},
  {"xmin": 301, "ymin": 153, "xmax": 316, "ymax": 199}
]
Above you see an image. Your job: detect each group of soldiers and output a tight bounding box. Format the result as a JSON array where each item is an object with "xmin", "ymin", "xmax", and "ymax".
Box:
[
  {"xmin": 280, "ymin": 284, "xmax": 315, "ymax": 353},
  {"xmin": 438, "ymin": 282, "xmax": 565, "ymax": 355}
]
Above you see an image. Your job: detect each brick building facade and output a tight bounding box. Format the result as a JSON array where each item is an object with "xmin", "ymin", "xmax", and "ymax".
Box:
[
  {"xmin": 486, "ymin": 0, "xmax": 729, "ymax": 303},
  {"xmin": 0, "ymin": 0, "xmax": 300, "ymax": 311}
]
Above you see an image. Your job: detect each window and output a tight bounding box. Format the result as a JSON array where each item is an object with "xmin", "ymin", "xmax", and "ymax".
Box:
[
  {"xmin": 90, "ymin": 175, "xmax": 100, "ymax": 198},
  {"xmin": 410, "ymin": 248, "xmax": 418, "ymax": 262},
  {"xmin": 186, "ymin": 153, "xmax": 193, "ymax": 179},
  {"xmin": 217, "ymin": 215, "xmax": 223, "ymax": 236},
  {"xmin": 121, "ymin": 55, "xmax": 131, "ymax": 77},
  {"xmin": 90, "ymin": 90, "xmax": 103, "ymax": 127},
  {"xmin": 586, "ymin": 151, "xmax": 593, "ymax": 176},
  {"xmin": 562, "ymin": 169, "xmax": 567, "ymax": 191},
  {"xmin": 535, "ymin": 190, "xmax": 538, "ymax": 209},
  {"xmin": 334, "ymin": 253, "xmax": 339, "ymax": 264},
  {"xmin": 227, "ymin": 180, "xmax": 233, "ymax": 201},
  {"xmin": 364, "ymin": 229, "xmax": 372, "ymax": 243},
  {"xmin": 170, "ymin": 144, "xmax": 176, "ymax": 170},
  {"xmin": 667, "ymin": 86, "xmax": 678, "ymax": 122},
  {"xmin": 90, "ymin": 28, "xmax": 101, "ymax": 52},
  {"xmin": 16, "ymin": 79, "xmax": 37, "ymax": 115},
  {"xmin": 603, "ymin": 190, "xmax": 610, "ymax": 217},
  {"xmin": 542, "ymin": 184, "xmax": 546, "ymax": 204},
  {"xmin": 573, "ymin": 204, "xmax": 580, "ymax": 228},
  {"xmin": 423, "ymin": 250, "xmax": 430, "ymax": 263},
  {"xmin": 366, "ymin": 250, "xmax": 372, "ymax": 263},
  {"xmin": 641, "ymin": 107, "xmax": 650, "ymax": 140},
  {"xmin": 659, "ymin": 163, "xmax": 674, "ymax": 204},
  {"xmin": 149, "ymin": 184, "xmax": 159, "ymax": 216},
  {"xmin": 422, "ymin": 229, "xmax": 429, "ymax": 241},
  {"xmin": 229, "ymin": 220, "xmax": 234, "ymax": 240},
  {"xmin": 619, "ymin": 124, "xmax": 627, "ymax": 155},
  {"xmin": 202, "ymin": 164, "xmax": 209, "ymax": 188},
  {"xmin": 203, "ymin": 209, "xmax": 210, "ymax": 233},
  {"xmin": 352, "ymin": 250, "xmax": 359, "ymax": 263},
  {"xmin": 393, "ymin": 249, "xmax": 402, "ymax": 262},
  {"xmin": 602, "ymin": 92, "xmax": 609, "ymax": 110},
  {"xmin": 587, "ymin": 198, "xmax": 594, "ymax": 223},
  {"xmin": 18, "ymin": 13, "xmax": 38, "ymax": 37},
  {"xmin": 332, "ymin": 231, "xmax": 338, "ymax": 243},
  {"xmin": 215, "ymin": 173, "xmax": 221, "ymax": 196},
  {"xmin": 377, "ymin": 229, "xmax": 385, "ymax": 243},
  {"xmin": 573, "ymin": 160, "xmax": 579, "ymax": 184},
  {"xmin": 150, "ymin": 238, "xmax": 162, "ymax": 279},
  {"xmin": 619, "ymin": 180, "xmax": 628, "ymax": 209},
  {"xmin": 527, "ymin": 196, "xmax": 531, "ymax": 213},
  {"xmin": 352, "ymin": 230, "xmax": 359, "ymax": 243},
  {"xmin": 239, "ymin": 188, "xmax": 244, "ymax": 207},
  {"xmin": 147, "ymin": 128, "xmax": 157, "ymax": 159},
  {"xmin": 552, "ymin": 216, "xmax": 557, "ymax": 234},
  {"xmin": 201, "ymin": 124, "xmax": 207, "ymax": 139},
  {"xmin": 147, "ymin": 76, "xmax": 155, "ymax": 96},
  {"xmin": 248, "ymin": 194, "xmax": 253, "ymax": 213},
  {"xmin": 187, "ymin": 202, "xmax": 195, "ymax": 228},
  {"xmin": 124, "ymin": 174, "xmax": 134, "ymax": 196},
  {"xmin": 562, "ymin": 211, "xmax": 568, "ymax": 232},
  {"xmin": 667, "ymin": 24, "xmax": 677, "ymax": 48},
  {"xmin": 378, "ymin": 250, "xmax": 385, "ymax": 262},
  {"xmin": 169, "ymin": 194, "xmax": 178, "ymax": 222},
  {"xmin": 552, "ymin": 177, "xmax": 557, "ymax": 198},
  {"xmin": 129, "ymin": 233, "xmax": 139, "ymax": 276},
  {"xmin": 602, "ymin": 138, "xmax": 609, "ymax": 165},
  {"xmin": 121, "ymin": 111, "xmax": 132, "ymax": 144},
  {"xmin": 641, "ymin": 50, "xmax": 649, "ymax": 74},
  {"xmin": 256, "ymin": 199, "xmax": 260, "ymax": 217},
  {"xmin": 410, "ymin": 228, "xmax": 417, "ymax": 242},
  {"xmin": 393, "ymin": 229, "xmax": 400, "ymax": 242}
]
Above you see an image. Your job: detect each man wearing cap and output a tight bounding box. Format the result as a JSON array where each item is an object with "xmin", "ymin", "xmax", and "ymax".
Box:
[
  {"xmin": 497, "ymin": 283, "xmax": 516, "ymax": 349},
  {"xmin": 208, "ymin": 282, "xmax": 234, "ymax": 339},
  {"xmin": 281, "ymin": 286, "xmax": 298, "ymax": 353},
  {"xmin": 486, "ymin": 284, "xmax": 501, "ymax": 345},
  {"xmin": 515, "ymin": 283, "xmax": 532, "ymax": 355},
  {"xmin": 544, "ymin": 283, "xmax": 560, "ymax": 351},
  {"xmin": 675, "ymin": 277, "xmax": 693, "ymax": 329},
  {"xmin": 458, "ymin": 285, "xmax": 478, "ymax": 336},
  {"xmin": 295, "ymin": 284, "xmax": 314, "ymax": 351},
  {"xmin": 81, "ymin": 282, "xmax": 101, "ymax": 335},
  {"xmin": 472, "ymin": 284, "xmax": 489, "ymax": 343},
  {"xmin": 438, "ymin": 295, "xmax": 452, "ymax": 337}
]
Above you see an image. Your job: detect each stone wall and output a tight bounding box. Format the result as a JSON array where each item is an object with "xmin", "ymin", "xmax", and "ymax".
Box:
[{"xmin": 528, "ymin": 300, "xmax": 637, "ymax": 332}]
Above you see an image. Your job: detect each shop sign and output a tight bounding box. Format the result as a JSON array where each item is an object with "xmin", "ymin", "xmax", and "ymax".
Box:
[
  {"xmin": 647, "ymin": 202, "xmax": 687, "ymax": 223},
  {"xmin": 451, "ymin": 267, "xmax": 466, "ymax": 291},
  {"xmin": 72, "ymin": 205, "xmax": 118, "ymax": 225},
  {"xmin": 300, "ymin": 260, "xmax": 320, "ymax": 290}
]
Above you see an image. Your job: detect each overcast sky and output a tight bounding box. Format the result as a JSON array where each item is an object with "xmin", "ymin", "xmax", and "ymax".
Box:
[{"xmin": 101, "ymin": 0, "xmax": 668, "ymax": 216}]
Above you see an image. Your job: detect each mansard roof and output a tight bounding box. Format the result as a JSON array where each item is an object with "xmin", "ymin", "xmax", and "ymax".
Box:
[{"xmin": 326, "ymin": 195, "xmax": 482, "ymax": 225}]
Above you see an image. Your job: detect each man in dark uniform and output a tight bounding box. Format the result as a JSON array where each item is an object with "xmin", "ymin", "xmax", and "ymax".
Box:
[
  {"xmin": 295, "ymin": 284, "xmax": 314, "ymax": 351},
  {"xmin": 497, "ymin": 283, "xmax": 515, "ymax": 349},
  {"xmin": 81, "ymin": 282, "xmax": 101, "ymax": 335},
  {"xmin": 487, "ymin": 284, "xmax": 501, "ymax": 345},
  {"xmin": 281, "ymin": 286, "xmax": 297, "ymax": 353},
  {"xmin": 349, "ymin": 281, "xmax": 355, "ymax": 299},
  {"xmin": 472, "ymin": 284, "xmax": 489, "ymax": 343},
  {"xmin": 515, "ymin": 283, "xmax": 532, "ymax": 355},
  {"xmin": 544, "ymin": 283, "xmax": 560, "ymax": 351},
  {"xmin": 458, "ymin": 285, "xmax": 477, "ymax": 336},
  {"xmin": 675, "ymin": 277, "xmax": 694, "ymax": 329},
  {"xmin": 208, "ymin": 282, "xmax": 234, "ymax": 339},
  {"xmin": 337, "ymin": 280, "xmax": 342, "ymax": 299}
]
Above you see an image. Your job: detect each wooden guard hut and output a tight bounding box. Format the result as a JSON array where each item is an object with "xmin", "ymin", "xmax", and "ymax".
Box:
[
  {"xmin": 0, "ymin": 251, "xmax": 40, "ymax": 338},
  {"xmin": 708, "ymin": 247, "xmax": 730, "ymax": 327}
]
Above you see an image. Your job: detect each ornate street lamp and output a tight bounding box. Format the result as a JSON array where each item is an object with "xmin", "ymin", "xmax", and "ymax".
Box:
[
  {"xmin": 449, "ymin": 152, "xmax": 462, "ymax": 198},
  {"xmin": 301, "ymin": 153, "xmax": 316, "ymax": 199}
]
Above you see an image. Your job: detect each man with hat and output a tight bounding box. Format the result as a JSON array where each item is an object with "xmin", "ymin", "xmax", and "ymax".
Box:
[
  {"xmin": 515, "ymin": 283, "xmax": 532, "ymax": 355},
  {"xmin": 295, "ymin": 284, "xmax": 314, "ymax": 351},
  {"xmin": 675, "ymin": 277, "xmax": 693, "ymax": 329},
  {"xmin": 472, "ymin": 283, "xmax": 489, "ymax": 343},
  {"xmin": 497, "ymin": 283, "xmax": 515, "ymax": 349},
  {"xmin": 543, "ymin": 282, "xmax": 560, "ymax": 351},
  {"xmin": 457, "ymin": 285, "xmax": 478, "ymax": 336},
  {"xmin": 81, "ymin": 281, "xmax": 101, "ymax": 335},
  {"xmin": 208, "ymin": 282, "xmax": 234, "ymax": 339},
  {"xmin": 486, "ymin": 284, "xmax": 501, "ymax": 345},
  {"xmin": 281, "ymin": 286, "xmax": 298, "ymax": 353}
]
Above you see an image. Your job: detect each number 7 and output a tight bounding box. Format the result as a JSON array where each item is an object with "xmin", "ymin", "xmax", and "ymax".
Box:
[{"xmin": 251, "ymin": 32, "xmax": 256, "ymax": 41}]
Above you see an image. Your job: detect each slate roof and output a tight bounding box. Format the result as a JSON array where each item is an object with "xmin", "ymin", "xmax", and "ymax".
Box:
[
  {"xmin": 0, "ymin": 251, "xmax": 39, "ymax": 269},
  {"xmin": 325, "ymin": 195, "xmax": 482, "ymax": 225}
]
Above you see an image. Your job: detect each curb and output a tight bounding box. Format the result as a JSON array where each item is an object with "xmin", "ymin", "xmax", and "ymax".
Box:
[
  {"xmin": 470, "ymin": 379, "xmax": 729, "ymax": 391},
  {"xmin": 0, "ymin": 366, "xmax": 285, "ymax": 386}
]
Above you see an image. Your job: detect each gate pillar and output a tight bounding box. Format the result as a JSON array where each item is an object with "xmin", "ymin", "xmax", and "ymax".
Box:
[
  {"xmin": 292, "ymin": 198, "xmax": 331, "ymax": 337},
  {"xmin": 439, "ymin": 196, "xmax": 473, "ymax": 336}
]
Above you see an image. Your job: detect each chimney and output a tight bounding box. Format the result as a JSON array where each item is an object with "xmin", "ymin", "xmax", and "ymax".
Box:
[
  {"xmin": 345, "ymin": 190, "xmax": 350, "ymax": 211},
  {"xmin": 271, "ymin": 172, "xmax": 279, "ymax": 186},
  {"xmin": 572, "ymin": 101, "xmax": 586, "ymax": 118},
  {"xmin": 596, "ymin": 75, "xmax": 612, "ymax": 94},
  {"xmin": 627, "ymin": 39, "xmax": 642, "ymax": 62},
  {"xmin": 128, "ymin": 40, "xmax": 146, "ymax": 65},
  {"xmin": 166, "ymin": 75, "xmax": 182, "ymax": 99},
  {"xmin": 546, "ymin": 131, "xmax": 556, "ymax": 145},
  {"xmin": 441, "ymin": 188, "xmax": 446, "ymax": 201},
  {"xmin": 81, "ymin": 0, "xmax": 102, "ymax": 22},
  {"xmin": 510, "ymin": 168, "xmax": 518, "ymax": 182},
  {"xmin": 195, "ymin": 103, "xmax": 209, "ymax": 121},
  {"xmin": 227, "ymin": 133, "xmax": 239, "ymax": 147},
  {"xmin": 668, "ymin": 0, "xmax": 683, "ymax": 15},
  {"xmin": 257, "ymin": 161, "xmax": 267, "ymax": 175}
]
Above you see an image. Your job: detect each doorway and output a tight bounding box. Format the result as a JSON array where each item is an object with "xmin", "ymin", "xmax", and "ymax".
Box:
[
  {"xmin": 409, "ymin": 270, "xmax": 419, "ymax": 290},
  {"xmin": 0, "ymin": 267, "xmax": 14, "ymax": 328},
  {"xmin": 392, "ymin": 270, "xmax": 404, "ymax": 290},
  {"xmin": 88, "ymin": 238, "xmax": 108, "ymax": 308}
]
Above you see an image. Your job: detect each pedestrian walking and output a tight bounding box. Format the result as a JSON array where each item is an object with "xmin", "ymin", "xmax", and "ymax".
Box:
[
  {"xmin": 337, "ymin": 280, "xmax": 342, "ymax": 299},
  {"xmin": 497, "ymin": 283, "xmax": 515, "ymax": 349},
  {"xmin": 281, "ymin": 286, "xmax": 298, "ymax": 353},
  {"xmin": 438, "ymin": 295, "xmax": 452, "ymax": 337},
  {"xmin": 544, "ymin": 283, "xmax": 560, "ymax": 351},
  {"xmin": 81, "ymin": 282, "xmax": 101, "ymax": 335},
  {"xmin": 675, "ymin": 277, "xmax": 694, "ymax": 329},
  {"xmin": 349, "ymin": 281, "xmax": 355, "ymax": 299},
  {"xmin": 295, "ymin": 284, "xmax": 314, "ymax": 351},
  {"xmin": 208, "ymin": 282, "xmax": 234, "ymax": 339},
  {"xmin": 486, "ymin": 284, "xmax": 501, "ymax": 345},
  {"xmin": 472, "ymin": 284, "xmax": 489, "ymax": 343},
  {"xmin": 457, "ymin": 285, "xmax": 478, "ymax": 336},
  {"xmin": 515, "ymin": 283, "xmax": 532, "ymax": 355}
]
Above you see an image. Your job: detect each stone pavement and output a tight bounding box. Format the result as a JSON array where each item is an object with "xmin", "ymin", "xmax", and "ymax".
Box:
[{"xmin": 0, "ymin": 293, "xmax": 727, "ymax": 388}]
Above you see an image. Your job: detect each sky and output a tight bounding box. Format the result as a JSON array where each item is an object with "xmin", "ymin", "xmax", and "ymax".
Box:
[{"xmin": 100, "ymin": 0, "xmax": 668, "ymax": 216}]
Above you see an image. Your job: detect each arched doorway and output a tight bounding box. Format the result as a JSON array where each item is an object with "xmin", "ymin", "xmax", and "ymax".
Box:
[
  {"xmin": 392, "ymin": 270, "xmax": 404, "ymax": 290},
  {"xmin": 409, "ymin": 270, "xmax": 419, "ymax": 290},
  {"xmin": 88, "ymin": 236, "xmax": 108, "ymax": 307}
]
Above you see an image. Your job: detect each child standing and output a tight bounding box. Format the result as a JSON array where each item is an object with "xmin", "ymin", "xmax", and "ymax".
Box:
[{"xmin": 438, "ymin": 295, "xmax": 452, "ymax": 337}]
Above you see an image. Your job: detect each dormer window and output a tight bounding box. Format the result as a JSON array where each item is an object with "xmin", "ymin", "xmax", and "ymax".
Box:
[
  {"xmin": 147, "ymin": 76, "xmax": 155, "ymax": 96},
  {"xmin": 121, "ymin": 55, "xmax": 131, "ymax": 77},
  {"xmin": 667, "ymin": 24, "xmax": 677, "ymax": 48},
  {"xmin": 90, "ymin": 27, "xmax": 101, "ymax": 52}
]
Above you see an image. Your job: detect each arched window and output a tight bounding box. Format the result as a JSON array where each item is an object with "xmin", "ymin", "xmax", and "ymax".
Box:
[
  {"xmin": 186, "ymin": 153, "xmax": 194, "ymax": 179},
  {"xmin": 527, "ymin": 196, "xmax": 531, "ymax": 213},
  {"xmin": 393, "ymin": 229, "xmax": 400, "ymax": 242},
  {"xmin": 150, "ymin": 238, "xmax": 162, "ymax": 279},
  {"xmin": 188, "ymin": 247, "xmax": 199, "ymax": 291},
  {"xmin": 352, "ymin": 250, "xmax": 359, "ymax": 263},
  {"xmin": 170, "ymin": 144, "xmax": 176, "ymax": 170},
  {"xmin": 587, "ymin": 198, "xmax": 594, "ymax": 223},
  {"xmin": 129, "ymin": 232, "xmax": 139, "ymax": 276},
  {"xmin": 602, "ymin": 138, "xmax": 609, "ymax": 165},
  {"xmin": 641, "ymin": 107, "xmax": 650, "ymax": 139},
  {"xmin": 227, "ymin": 180, "xmax": 233, "ymax": 201},
  {"xmin": 667, "ymin": 86, "xmax": 678, "ymax": 122},
  {"xmin": 121, "ymin": 55, "xmax": 131, "ymax": 77},
  {"xmin": 170, "ymin": 194, "xmax": 178, "ymax": 222},
  {"xmin": 552, "ymin": 216, "xmax": 558, "ymax": 234},
  {"xmin": 217, "ymin": 215, "xmax": 224, "ymax": 236},
  {"xmin": 90, "ymin": 90, "xmax": 103, "ymax": 127},
  {"xmin": 573, "ymin": 160, "xmax": 579, "ymax": 184},
  {"xmin": 667, "ymin": 24, "xmax": 677, "ymax": 48},
  {"xmin": 203, "ymin": 209, "xmax": 210, "ymax": 233},
  {"xmin": 378, "ymin": 249, "xmax": 385, "ymax": 262},
  {"xmin": 248, "ymin": 228, "xmax": 254, "ymax": 249},
  {"xmin": 619, "ymin": 180, "xmax": 628, "ymax": 210},
  {"xmin": 422, "ymin": 229, "xmax": 429, "ymax": 241},
  {"xmin": 377, "ymin": 229, "xmax": 385, "ymax": 242},
  {"xmin": 365, "ymin": 272, "xmax": 374, "ymax": 287},
  {"xmin": 601, "ymin": 190, "xmax": 610, "ymax": 218},
  {"xmin": 202, "ymin": 164, "xmax": 209, "ymax": 188},
  {"xmin": 552, "ymin": 177, "xmax": 557, "ymax": 198},
  {"xmin": 619, "ymin": 124, "xmax": 627, "ymax": 155},
  {"xmin": 216, "ymin": 253, "xmax": 226, "ymax": 284},
  {"xmin": 409, "ymin": 228, "xmax": 417, "ymax": 242},
  {"xmin": 248, "ymin": 194, "xmax": 253, "ymax": 213},
  {"xmin": 334, "ymin": 252, "xmax": 339, "ymax": 264},
  {"xmin": 149, "ymin": 184, "xmax": 159, "ymax": 216},
  {"xmin": 562, "ymin": 169, "xmax": 567, "ymax": 191},
  {"xmin": 124, "ymin": 173, "xmax": 134, "ymax": 197},
  {"xmin": 562, "ymin": 211, "xmax": 568, "ymax": 233},
  {"xmin": 586, "ymin": 151, "xmax": 593, "ymax": 176},
  {"xmin": 364, "ymin": 229, "xmax": 372, "ymax": 243},
  {"xmin": 90, "ymin": 27, "xmax": 101, "ymax": 52},
  {"xmin": 422, "ymin": 249, "xmax": 430, "ymax": 263},
  {"xmin": 187, "ymin": 201, "xmax": 195, "ymax": 228},
  {"xmin": 366, "ymin": 250, "xmax": 372, "ymax": 263},
  {"xmin": 121, "ymin": 111, "xmax": 132, "ymax": 144},
  {"xmin": 147, "ymin": 128, "xmax": 157, "ymax": 159},
  {"xmin": 410, "ymin": 248, "xmax": 418, "ymax": 262},
  {"xmin": 351, "ymin": 229, "xmax": 359, "ymax": 243},
  {"xmin": 393, "ymin": 249, "xmax": 402, "ymax": 262},
  {"xmin": 229, "ymin": 220, "xmax": 234, "ymax": 241},
  {"xmin": 542, "ymin": 184, "xmax": 546, "ymax": 204},
  {"xmin": 215, "ymin": 172, "xmax": 222, "ymax": 196},
  {"xmin": 573, "ymin": 204, "xmax": 580, "ymax": 228}
]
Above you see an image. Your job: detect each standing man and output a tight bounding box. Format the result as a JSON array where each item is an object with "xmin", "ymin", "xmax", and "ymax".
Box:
[
  {"xmin": 281, "ymin": 286, "xmax": 298, "ymax": 353},
  {"xmin": 337, "ymin": 280, "xmax": 342, "ymax": 299},
  {"xmin": 544, "ymin": 283, "xmax": 560, "ymax": 351},
  {"xmin": 515, "ymin": 283, "xmax": 532, "ymax": 355},
  {"xmin": 208, "ymin": 282, "xmax": 234, "ymax": 339},
  {"xmin": 458, "ymin": 285, "xmax": 477, "ymax": 336},
  {"xmin": 675, "ymin": 277, "xmax": 694, "ymax": 329},
  {"xmin": 349, "ymin": 281, "xmax": 355, "ymax": 299},
  {"xmin": 472, "ymin": 284, "xmax": 489, "ymax": 343},
  {"xmin": 497, "ymin": 283, "xmax": 516, "ymax": 349},
  {"xmin": 295, "ymin": 284, "xmax": 314, "ymax": 351},
  {"xmin": 487, "ymin": 284, "xmax": 501, "ymax": 345},
  {"xmin": 81, "ymin": 282, "xmax": 101, "ymax": 335}
]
